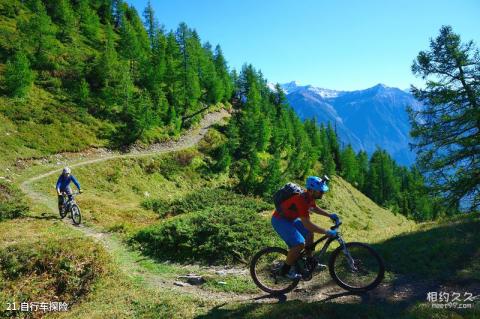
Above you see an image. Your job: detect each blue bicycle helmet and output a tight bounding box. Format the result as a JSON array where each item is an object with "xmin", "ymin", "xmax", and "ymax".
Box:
[{"xmin": 306, "ymin": 176, "xmax": 329, "ymax": 192}]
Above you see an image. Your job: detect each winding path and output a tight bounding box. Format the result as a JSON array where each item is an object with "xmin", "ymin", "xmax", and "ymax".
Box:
[
  {"xmin": 18, "ymin": 109, "xmax": 256, "ymax": 302},
  {"xmin": 16, "ymin": 108, "xmax": 446, "ymax": 307}
]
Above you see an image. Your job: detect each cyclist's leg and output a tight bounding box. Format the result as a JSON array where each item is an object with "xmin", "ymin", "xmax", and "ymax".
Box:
[
  {"xmin": 293, "ymin": 218, "xmax": 313, "ymax": 256},
  {"xmin": 271, "ymin": 216, "xmax": 306, "ymax": 272},
  {"xmin": 65, "ymin": 186, "xmax": 73, "ymax": 202}
]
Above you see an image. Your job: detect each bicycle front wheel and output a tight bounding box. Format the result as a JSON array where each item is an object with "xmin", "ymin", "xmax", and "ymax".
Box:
[
  {"xmin": 250, "ymin": 247, "xmax": 300, "ymax": 295},
  {"xmin": 71, "ymin": 204, "xmax": 82, "ymax": 225},
  {"xmin": 329, "ymin": 242, "xmax": 384, "ymax": 292}
]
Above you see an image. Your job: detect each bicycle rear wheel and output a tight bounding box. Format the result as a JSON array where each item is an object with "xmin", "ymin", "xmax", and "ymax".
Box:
[
  {"xmin": 250, "ymin": 247, "xmax": 300, "ymax": 295},
  {"xmin": 329, "ymin": 242, "xmax": 384, "ymax": 292},
  {"xmin": 59, "ymin": 206, "xmax": 67, "ymax": 219},
  {"xmin": 71, "ymin": 204, "xmax": 82, "ymax": 225}
]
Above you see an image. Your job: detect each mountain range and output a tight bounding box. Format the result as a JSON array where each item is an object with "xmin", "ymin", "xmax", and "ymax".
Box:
[{"xmin": 272, "ymin": 81, "xmax": 422, "ymax": 166}]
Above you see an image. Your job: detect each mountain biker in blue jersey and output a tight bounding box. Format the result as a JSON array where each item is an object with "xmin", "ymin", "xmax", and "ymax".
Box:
[
  {"xmin": 56, "ymin": 167, "xmax": 82, "ymax": 214},
  {"xmin": 271, "ymin": 176, "xmax": 340, "ymax": 280}
]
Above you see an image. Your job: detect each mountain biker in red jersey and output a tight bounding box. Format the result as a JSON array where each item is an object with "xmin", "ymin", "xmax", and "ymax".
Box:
[{"xmin": 271, "ymin": 176, "xmax": 340, "ymax": 279}]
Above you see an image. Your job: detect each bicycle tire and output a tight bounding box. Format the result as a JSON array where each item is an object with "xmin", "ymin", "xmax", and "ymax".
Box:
[
  {"xmin": 328, "ymin": 242, "xmax": 384, "ymax": 292},
  {"xmin": 250, "ymin": 247, "xmax": 300, "ymax": 295},
  {"xmin": 59, "ymin": 207, "xmax": 67, "ymax": 219},
  {"xmin": 71, "ymin": 204, "xmax": 82, "ymax": 225}
]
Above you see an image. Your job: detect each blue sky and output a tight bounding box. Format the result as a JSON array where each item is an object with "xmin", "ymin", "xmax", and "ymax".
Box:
[{"xmin": 127, "ymin": 0, "xmax": 479, "ymax": 91}]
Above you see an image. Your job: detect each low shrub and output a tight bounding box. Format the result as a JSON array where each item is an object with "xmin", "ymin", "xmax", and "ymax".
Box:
[
  {"xmin": 141, "ymin": 187, "xmax": 272, "ymax": 217},
  {"xmin": 0, "ymin": 180, "xmax": 28, "ymax": 221},
  {"xmin": 132, "ymin": 206, "xmax": 279, "ymax": 264},
  {"xmin": 0, "ymin": 237, "xmax": 108, "ymax": 306}
]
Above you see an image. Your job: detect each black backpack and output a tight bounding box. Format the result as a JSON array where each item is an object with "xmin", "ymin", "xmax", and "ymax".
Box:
[{"xmin": 273, "ymin": 183, "xmax": 305, "ymax": 217}]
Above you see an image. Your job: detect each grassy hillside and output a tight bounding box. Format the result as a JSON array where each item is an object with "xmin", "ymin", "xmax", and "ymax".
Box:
[
  {"xmin": 1, "ymin": 128, "xmax": 477, "ymax": 318},
  {"xmin": 28, "ymin": 142, "xmax": 416, "ymax": 253},
  {"xmin": 0, "ymin": 87, "xmax": 111, "ymax": 169}
]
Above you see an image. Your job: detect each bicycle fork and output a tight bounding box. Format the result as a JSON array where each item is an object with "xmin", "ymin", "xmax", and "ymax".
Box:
[{"xmin": 337, "ymin": 237, "xmax": 358, "ymax": 272}]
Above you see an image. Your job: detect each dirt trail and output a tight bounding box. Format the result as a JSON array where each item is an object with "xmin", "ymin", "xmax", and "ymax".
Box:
[
  {"xmin": 16, "ymin": 108, "xmax": 458, "ymax": 307},
  {"xmin": 17, "ymin": 109, "xmax": 264, "ymax": 303}
]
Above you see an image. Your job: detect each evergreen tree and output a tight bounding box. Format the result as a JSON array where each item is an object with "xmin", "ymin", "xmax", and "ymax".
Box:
[
  {"xmin": 326, "ymin": 122, "xmax": 341, "ymax": 172},
  {"xmin": 214, "ymin": 143, "xmax": 232, "ymax": 172},
  {"xmin": 366, "ymin": 149, "xmax": 400, "ymax": 207},
  {"xmin": 340, "ymin": 145, "xmax": 359, "ymax": 185},
  {"xmin": 52, "ymin": 0, "xmax": 77, "ymax": 42},
  {"xmin": 261, "ymin": 155, "xmax": 283, "ymax": 197},
  {"xmin": 143, "ymin": 0, "xmax": 158, "ymax": 47},
  {"xmin": 356, "ymin": 150, "xmax": 369, "ymax": 191},
  {"xmin": 117, "ymin": 5, "xmax": 149, "ymax": 81},
  {"xmin": 119, "ymin": 90, "xmax": 158, "ymax": 144},
  {"xmin": 409, "ymin": 25, "xmax": 480, "ymax": 212},
  {"xmin": 19, "ymin": 0, "xmax": 58, "ymax": 69},
  {"xmin": 199, "ymin": 42, "xmax": 223, "ymax": 104},
  {"xmin": 4, "ymin": 51, "xmax": 34, "ymax": 97},
  {"xmin": 214, "ymin": 45, "xmax": 233, "ymax": 101},
  {"xmin": 77, "ymin": 78, "xmax": 90, "ymax": 106},
  {"xmin": 164, "ymin": 31, "xmax": 182, "ymax": 112},
  {"xmin": 91, "ymin": 23, "xmax": 121, "ymax": 106},
  {"xmin": 176, "ymin": 23, "xmax": 201, "ymax": 127},
  {"xmin": 78, "ymin": 0, "xmax": 101, "ymax": 40}
]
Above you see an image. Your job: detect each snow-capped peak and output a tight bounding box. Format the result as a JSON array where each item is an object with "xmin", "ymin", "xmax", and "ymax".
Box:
[
  {"xmin": 305, "ymin": 86, "xmax": 340, "ymax": 98},
  {"xmin": 280, "ymin": 81, "xmax": 301, "ymax": 94}
]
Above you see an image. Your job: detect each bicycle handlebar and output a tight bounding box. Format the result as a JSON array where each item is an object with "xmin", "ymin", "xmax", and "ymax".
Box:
[
  {"xmin": 330, "ymin": 219, "xmax": 342, "ymax": 230},
  {"xmin": 60, "ymin": 191, "xmax": 82, "ymax": 195}
]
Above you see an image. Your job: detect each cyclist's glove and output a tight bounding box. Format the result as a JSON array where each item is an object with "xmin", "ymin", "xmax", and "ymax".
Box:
[
  {"xmin": 330, "ymin": 213, "xmax": 339, "ymax": 222},
  {"xmin": 326, "ymin": 229, "xmax": 338, "ymax": 238}
]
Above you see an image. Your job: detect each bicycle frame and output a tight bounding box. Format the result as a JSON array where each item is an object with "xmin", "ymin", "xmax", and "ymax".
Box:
[
  {"xmin": 303, "ymin": 234, "xmax": 337, "ymax": 260},
  {"xmin": 300, "ymin": 223, "xmax": 358, "ymax": 272},
  {"xmin": 61, "ymin": 191, "xmax": 79, "ymax": 211}
]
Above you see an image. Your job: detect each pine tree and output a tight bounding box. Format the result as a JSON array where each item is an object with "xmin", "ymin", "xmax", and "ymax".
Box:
[
  {"xmin": 176, "ymin": 23, "xmax": 201, "ymax": 127},
  {"xmin": 143, "ymin": 0, "xmax": 158, "ymax": 47},
  {"xmin": 164, "ymin": 32, "xmax": 182, "ymax": 112},
  {"xmin": 214, "ymin": 45, "xmax": 233, "ymax": 101},
  {"xmin": 4, "ymin": 51, "xmax": 34, "ymax": 97},
  {"xmin": 92, "ymin": 23, "xmax": 121, "ymax": 106},
  {"xmin": 214, "ymin": 143, "xmax": 232, "ymax": 172},
  {"xmin": 53, "ymin": 0, "xmax": 77, "ymax": 42},
  {"xmin": 19, "ymin": 0, "xmax": 58, "ymax": 69},
  {"xmin": 261, "ymin": 155, "xmax": 283, "ymax": 197},
  {"xmin": 77, "ymin": 78, "xmax": 90, "ymax": 106},
  {"xmin": 367, "ymin": 149, "xmax": 400, "ymax": 207},
  {"xmin": 340, "ymin": 145, "xmax": 359, "ymax": 185},
  {"xmin": 356, "ymin": 150, "xmax": 369, "ymax": 191},
  {"xmin": 78, "ymin": 0, "xmax": 101, "ymax": 40},
  {"xmin": 199, "ymin": 42, "xmax": 223, "ymax": 104},
  {"xmin": 326, "ymin": 122, "xmax": 341, "ymax": 172},
  {"xmin": 409, "ymin": 25, "xmax": 480, "ymax": 212}
]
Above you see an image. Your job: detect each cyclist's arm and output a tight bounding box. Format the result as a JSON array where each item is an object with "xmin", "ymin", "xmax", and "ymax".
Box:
[
  {"xmin": 56, "ymin": 176, "xmax": 62, "ymax": 195},
  {"xmin": 309, "ymin": 206, "xmax": 331, "ymax": 218},
  {"xmin": 299, "ymin": 216, "xmax": 329, "ymax": 234},
  {"xmin": 71, "ymin": 175, "xmax": 81, "ymax": 190}
]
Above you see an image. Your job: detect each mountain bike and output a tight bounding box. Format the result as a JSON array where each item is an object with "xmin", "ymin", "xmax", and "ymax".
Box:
[
  {"xmin": 250, "ymin": 218, "xmax": 384, "ymax": 294},
  {"xmin": 59, "ymin": 191, "xmax": 82, "ymax": 225}
]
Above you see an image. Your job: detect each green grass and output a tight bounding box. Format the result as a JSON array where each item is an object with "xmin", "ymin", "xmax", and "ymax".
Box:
[
  {"xmin": 195, "ymin": 299, "xmax": 479, "ymax": 319},
  {"xmin": 0, "ymin": 219, "xmax": 109, "ymax": 318},
  {"xmin": 0, "ymin": 179, "xmax": 28, "ymax": 221},
  {"xmin": 374, "ymin": 212, "xmax": 480, "ymax": 282},
  {"xmin": 10, "ymin": 127, "xmax": 479, "ymax": 317},
  {"xmin": 0, "ymin": 86, "xmax": 111, "ymax": 170},
  {"xmin": 29, "ymin": 148, "xmax": 231, "ymax": 235},
  {"xmin": 0, "ymin": 218, "xmax": 219, "ymax": 319},
  {"xmin": 203, "ymin": 275, "xmax": 258, "ymax": 294}
]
